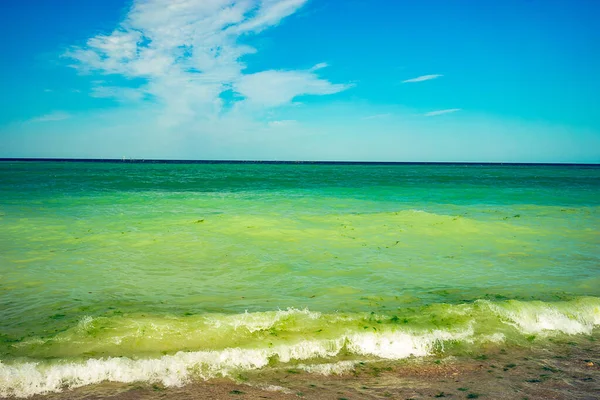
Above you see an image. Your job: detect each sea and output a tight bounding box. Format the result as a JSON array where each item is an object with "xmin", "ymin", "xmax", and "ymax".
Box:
[{"xmin": 0, "ymin": 161, "xmax": 598, "ymax": 397}]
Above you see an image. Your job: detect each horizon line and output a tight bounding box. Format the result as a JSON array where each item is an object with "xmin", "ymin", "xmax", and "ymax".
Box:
[{"xmin": 0, "ymin": 158, "xmax": 599, "ymax": 166}]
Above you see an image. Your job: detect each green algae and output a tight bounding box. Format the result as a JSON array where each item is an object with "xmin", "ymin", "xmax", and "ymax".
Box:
[{"xmin": 0, "ymin": 162, "xmax": 599, "ymax": 378}]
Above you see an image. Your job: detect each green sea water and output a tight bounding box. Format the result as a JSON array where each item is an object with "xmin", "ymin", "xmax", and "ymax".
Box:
[{"xmin": 0, "ymin": 161, "xmax": 599, "ymax": 397}]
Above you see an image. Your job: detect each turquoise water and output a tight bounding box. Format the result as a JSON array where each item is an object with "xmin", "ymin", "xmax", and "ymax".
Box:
[{"xmin": 0, "ymin": 162, "xmax": 599, "ymax": 396}]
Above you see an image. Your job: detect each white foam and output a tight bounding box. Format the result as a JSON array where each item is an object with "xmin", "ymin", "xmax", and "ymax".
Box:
[
  {"xmin": 206, "ymin": 308, "xmax": 321, "ymax": 333},
  {"xmin": 77, "ymin": 316, "xmax": 94, "ymax": 331},
  {"xmin": 0, "ymin": 349, "xmax": 268, "ymax": 398},
  {"xmin": 2, "ymin": 299, "xmax": 599, "ymax": 397},
  {"xmin": 0, "ymin": 328, "xmax": 468, "ymax": 398},
  {"xmin": 482, "ymin": 299, "xmax": 600, "ymax": 335},
  {"xmin": 346, "ymin": 328, "xmax": 473, "ymax": 359},
  {"xmin": 476, "ymin": 333, "xmax": 505, "ymax": 344}
]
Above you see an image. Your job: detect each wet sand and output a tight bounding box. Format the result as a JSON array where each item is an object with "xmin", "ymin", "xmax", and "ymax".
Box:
[{"xmin": 20, "ymin": 334, "xmax": 599, "ymax": 400}]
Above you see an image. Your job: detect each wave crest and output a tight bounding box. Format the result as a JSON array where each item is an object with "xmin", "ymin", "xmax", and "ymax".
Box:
[{"xmin": 1, "ymin": 297, "xmax": 599, "ymax": 397}]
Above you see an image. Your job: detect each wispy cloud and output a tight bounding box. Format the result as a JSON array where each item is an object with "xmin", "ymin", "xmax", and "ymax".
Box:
[
  {"xmin": 402, "ymin": 74, "xmax": 443, "ymax": 83},
  {"xmin": 65, "ymin": 0, "xmax": 351, "ymax": 127},
  {"xmin": 236, "ymin": 65, "xmax": 351, "ymax": 108},
  {"xmin": 27, "ymin": 111, "xmax": 71, "ymax": 123},
  {"xmin": 424, "ymin": 108, "xmax": 461, "ymax": 117},
  {"xmin": 310, "ymin": 62, "xmax": 329, "ymax": 71}
]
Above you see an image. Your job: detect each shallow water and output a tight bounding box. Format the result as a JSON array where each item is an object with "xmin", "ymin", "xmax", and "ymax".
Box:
[{"xmin": 0, "ymin": 162, "xmax": 599, "ymax": 397}]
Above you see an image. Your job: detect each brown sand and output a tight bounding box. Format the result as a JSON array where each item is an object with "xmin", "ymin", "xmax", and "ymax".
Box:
[{"xmin": 17, "ymin": 336, "xmax": 600, "ymax": 400}]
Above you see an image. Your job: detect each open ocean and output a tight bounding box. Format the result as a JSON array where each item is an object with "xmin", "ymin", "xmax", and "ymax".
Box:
[{"xmin": 0, "ymin": 161, "xmax": 599, "ymax": 397}]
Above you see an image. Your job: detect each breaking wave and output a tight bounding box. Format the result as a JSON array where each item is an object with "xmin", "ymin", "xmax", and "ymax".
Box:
[{"xmin": 1, "ymin": 297, "xmax": 598, "ymax": 397}]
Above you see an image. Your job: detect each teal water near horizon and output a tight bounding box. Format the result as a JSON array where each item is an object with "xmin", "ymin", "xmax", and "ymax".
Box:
[{"xmin": 0, "ymin": 162, "xmax": 599, "ymax": 397}]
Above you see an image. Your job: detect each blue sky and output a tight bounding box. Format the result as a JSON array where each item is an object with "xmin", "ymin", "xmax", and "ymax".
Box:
[{"xmin": 1, "ymin": 0, "xmax": 599, "ymax": 162}]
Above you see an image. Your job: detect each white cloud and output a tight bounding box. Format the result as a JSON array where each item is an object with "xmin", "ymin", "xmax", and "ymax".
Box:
[
  {"xmin": 65, "ymin": 0, "xmax": 350, "ymax": 127},
  {"xmin": 235, "ymin": 67, "xmax": 351, "ymax": 108},
  {"xmin": 27, "ymin": 111, "xmax": 71, "ymax": 123},
  {"xmin": 402, "ymin": 74, "xmax": 443, "ymax": 83},
  {"xmin": 230, "ymin": 0, "xmax": 308, "ymax": 34},
  {"xmin": 310, "ymin": 62, "xmax": 329, "ymax": 71},
  {"xmin": 424, "ymin": 108, "xmax": 461, "ymax": 117}
]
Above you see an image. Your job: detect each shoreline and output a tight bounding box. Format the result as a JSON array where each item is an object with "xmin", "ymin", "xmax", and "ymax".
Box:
[{"xmin": 21, "ymin": 334, "xmax": 599, "ymax": 400}]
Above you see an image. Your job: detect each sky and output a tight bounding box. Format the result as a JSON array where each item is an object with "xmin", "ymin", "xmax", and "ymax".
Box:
[{"xmin": 0, "ymin": 0, "xmax": 599, "ymax": 162}]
